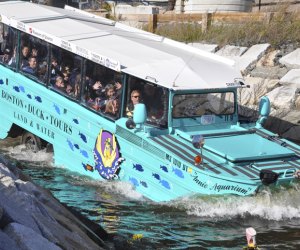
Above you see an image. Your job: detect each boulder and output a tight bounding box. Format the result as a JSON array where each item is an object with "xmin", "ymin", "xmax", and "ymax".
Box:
[
  {"xmin": 279, "ymin": 48, "xmax": 300, "ymax": 69},
  {"xmin": 280, "ymin": 69, "xmax": 300, "ymax": 87},
  {"xmin": 0, "ymin": 230, "xmax": 20, "ymax": 250},
  {"xmin": 235, "ymin": 43, "xmax": 270, "ymax": 73},
  {"xmin": 4, "ymin": 222, "xmax": 61, "ymax": 250},
  {"xmin": 241, "ymin": 77, "xmax": 279, "ymax": 105},
  {"xmin": 266, "ymin": 86, "xmax": 296, "ymax": 110}
]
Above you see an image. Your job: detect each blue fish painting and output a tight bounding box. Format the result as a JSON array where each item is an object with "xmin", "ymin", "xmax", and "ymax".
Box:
[
  {"xmin": 53, "ymin": 104, "xmax": 61, "ymax": 115},
  {"xmin": 129, "ymin": 177, "xmax": 139, "ymax": 187},
  {"xmin": 67, "ymin": 139, "xmax": 74, "ymax": 151},
  {"xmin": 79, "ymin": 132, "xmax": 87, "ymax": 143},
  {"xmin": 13, "ymin": 86, "xmax": 20, "ymax": 92},
  {"xmin": 172, "ymin": 167, "xmax": 184, "ymax": 178},
  {"xmin": 73, "ymin": 118, "xmax": 79, "ymax": 124},
  {"xmin": 140, "ymin": 181, "xmax": 148, "ymax": 188},
  {"xmin": 152, "ymin": 173, "xmax": 161, "ymax": 180},
  {"xmin": 80, "ymin": 149, "xmax": 89, "ymax": 158},
  {"xmin": 0, "ymin": 79, "xmax": 4, "ymax": 85},
  {"xmin": 19, "ymin": 85, "xmax": 25, "ymax": 93},
  {"xmin": 74, "ymin": 144, "xmax": 79, "ymax": 149},
  {"xmin": 133, "ymin": 164, "xmax": 144, "ymax": 172},
  {"xmin": 35, "ymin": 96, "xmax": 42, "ymax": 103},
  {"xmin": 27, "ymin": 94, "xmax": 32, "ymax": 99},
  {"xmin": 160, "ymin": 165, "xmax": 168, "ymax": 173},
  {"xmin": 160, "ymin": 179, "xmax": 171, "ymax": 190}
]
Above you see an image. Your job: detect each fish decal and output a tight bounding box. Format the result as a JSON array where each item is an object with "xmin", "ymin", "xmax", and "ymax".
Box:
[
  {"xmin": 35, "ymin": 96, "xmax": 42, "ymax": 103},
  {"xmin": 160, "ymin": 165, "xmax": 168, "ymax": 173},
  {"xmin": 73, "ymin": 118, "xmax": 79, "ymax": 124},
  {"xmin": 67, "ymin": 139, "xmax": 74, "ymax": 151},
  {"xmin": 82, "ymin": 163, "xmax": 94, "ymax": 172},
  {"xmin": 80, "ymin": 149, "xmax": 89, "ymax": 158},
  {"xmin": 140, "ymin": 181, "xmax": 148, "ymax": 188},
  {"xmin": 74, "ymin": 144, "xmax": 80, "ymax": 150},
  {"xmin": 94, "ymin": 129, "xmax": 121, "ymax": 180},
  {"xmin": 152, "ymin": 173, "xmax": 161, "ymax": 181},
  {"xmin": 13, "ymin": 86, "xmax": 20, "ymax": 92},
  {"xmin": 0, "ymin": 79, "xmax": 4, "ymax": 85},
  {"xmin": 172, "ymin": 167, "xmax": 184, "ymax": 178},
  {"xmin": 79, "ymin": 132, "xmax": 87, "ymax": 143},
  {"xmin": 19, "ymin": 85, "xmax": 25, "ymax": 93},
  {"xmin": 129, "ymin": 177, "xmax": 139, "ymax": 187},
  {"xmin": 53, "ymin": 104, "xmax": 61, "ymax": 115},
  {"xmin": 160, "ymin": 179, "xmax": 171, "ymax": 190},
  {"xmin": 133, "ymin": 164, "xmax": 144, "ymax": 172},
  {"xmin": 27, "ymin": 94, "xmax": 32, "ymax": 99}
]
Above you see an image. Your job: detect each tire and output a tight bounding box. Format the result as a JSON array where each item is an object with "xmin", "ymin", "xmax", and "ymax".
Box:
[{"xmin": 21, "ymin": 132, "xmax": 42, "ymax": 152}]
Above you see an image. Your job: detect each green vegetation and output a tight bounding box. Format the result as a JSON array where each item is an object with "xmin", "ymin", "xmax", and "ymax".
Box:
[{"xmin": 154, "ymin": 6, "xmax": 300, "ymax": 48}]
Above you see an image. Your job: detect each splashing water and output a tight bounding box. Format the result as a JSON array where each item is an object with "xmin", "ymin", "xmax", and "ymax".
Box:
[{"xmin": 1, "ymin": 139, "xmax": 300, "ymax": 249}]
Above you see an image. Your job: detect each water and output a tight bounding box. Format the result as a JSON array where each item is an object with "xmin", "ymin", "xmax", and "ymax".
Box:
[{"xmin": 1, "ymin": 141, "xmax": 300, "ymax": 249}]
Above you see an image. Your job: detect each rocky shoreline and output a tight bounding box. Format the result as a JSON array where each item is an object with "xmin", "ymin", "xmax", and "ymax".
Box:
[
  {"xmin": 188, "ymin": 42, "xmax": 300, "ymax": 143},
  {"xmin": 0, "ymin": 154, "xmax": 113, "ymax": 250}
]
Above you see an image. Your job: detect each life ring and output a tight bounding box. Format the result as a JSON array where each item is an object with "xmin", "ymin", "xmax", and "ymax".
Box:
[{"xmin": 294, "ymin": 170, "xmax": 300, "ymax": 179}]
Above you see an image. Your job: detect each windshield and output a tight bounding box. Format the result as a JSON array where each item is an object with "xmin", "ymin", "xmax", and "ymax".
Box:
[{"xmin": 172, "ymin": 92, "xmax": 235, "ymax": 118}]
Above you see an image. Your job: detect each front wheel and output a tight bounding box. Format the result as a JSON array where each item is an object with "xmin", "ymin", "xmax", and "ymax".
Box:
[{"xmin": 21, "ymin": 132, "xmax": 42, "ymax": 152}]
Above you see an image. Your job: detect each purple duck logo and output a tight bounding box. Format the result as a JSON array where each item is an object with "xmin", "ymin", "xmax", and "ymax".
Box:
[{"xmin": 93, "ymin": 129, "xmax": 122, "ymax": 179}]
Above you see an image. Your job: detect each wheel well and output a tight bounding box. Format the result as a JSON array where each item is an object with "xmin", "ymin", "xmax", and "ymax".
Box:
[{"xmin": 8, "ymin": 124, "xmax": 25, "ymax": 138}]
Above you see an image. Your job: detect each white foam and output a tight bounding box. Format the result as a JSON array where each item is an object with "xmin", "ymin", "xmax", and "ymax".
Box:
[
  {"xmin": 169, "ymin": 185, "xmax": 300, "ymax": 221},
  {"xmin": 3, "ymin": 144, "xmax": 53, "ymax": 163}
]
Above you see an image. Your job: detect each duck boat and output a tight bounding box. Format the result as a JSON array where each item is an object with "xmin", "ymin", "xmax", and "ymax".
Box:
[{"xmin": 0, "ymin": 1, "xmax": 299, "ymax": 202}]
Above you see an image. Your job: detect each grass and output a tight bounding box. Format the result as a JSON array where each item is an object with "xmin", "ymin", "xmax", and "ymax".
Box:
[{"xmin": 154, "ymin": 4, "xmax": 300, "ymax": 48}]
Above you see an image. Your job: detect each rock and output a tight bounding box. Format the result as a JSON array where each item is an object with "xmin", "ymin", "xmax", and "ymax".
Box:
[
  {"xmin": 0, "ymin": 230, "xmax": 20, "ymax": 250},
  {"xmin": 256, "ymin": 49, "xmax": 281, "ymax": 67},
  {"xmin": 188, "ymin": 43, "xmax": 219, "ymax": 52},
  {"xmin": 241, "ymin": 77, "xmax": 279, "ymax": 105},
  {"xmin": 0, "ymin": 192, "xmax": 41, "ymax": 234},
  {"xmin": 235, "ymin": 43, "xmax": 270, "ymax": 73},
  {"xmin": 216, "ymin": 45, "xmax": 248, "ymax": 62},
  {"xmin": 4, "ymin": 222, "xmax": 61, "ymax": 250},
  {"xmin": 267, "ymin": 86, "xmax": 297, "ymax": 110},
  {"xmin": 279, "ymin": 48, "xmax": 300, "ymax": 69},
  {"xmin": 280, "ymin": 69, "xmax": 300, "ymax": 87},
  {"xmin": 281, "ymin": 125, "xmax": 300, "ymax": 143},
  {"xmin": 250, "ymin": 66, "xmax": 288, "ymax": 79}
]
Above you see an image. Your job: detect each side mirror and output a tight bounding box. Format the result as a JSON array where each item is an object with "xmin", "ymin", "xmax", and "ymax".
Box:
[
  {"xmin": 133, "ymin": 103, "xmax": 147, "ymax": 126},
  {"xmin": 259, "ymin": 96, "xmax": 270, "ymax": 117},
  {"xmin": 256, "ymin": 96, "xmax": 270, "ymax": 127}
]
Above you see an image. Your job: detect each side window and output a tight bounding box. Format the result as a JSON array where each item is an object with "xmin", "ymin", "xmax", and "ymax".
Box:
[
  {"xmin": 50, "ymin": 45, "xmax": 82, "ymax": 99},
  {"xmin": 19, "ymin": 32, "xmax": 49, "ymax": 84},
  {"xmin": 0, "ymin": 24, "xmax": 17, "ymax": 69},
  {"xmin": 83, "ymin": 60, "xmax": 122, "ymax": 120},
  {"xmin": 125, "ymin": 76, "xmax": 169, "ymax": 128}
]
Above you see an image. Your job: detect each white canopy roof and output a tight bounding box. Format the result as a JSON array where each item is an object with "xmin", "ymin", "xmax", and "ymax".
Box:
[{"xmin": 0, "ymin": 1, "xmax": 243, "ymax": 90}]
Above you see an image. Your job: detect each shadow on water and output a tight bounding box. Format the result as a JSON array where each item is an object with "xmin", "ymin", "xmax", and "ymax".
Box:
[{"xmin": 1, "ymin": 138, "xmax": 300, "ymax": 249}]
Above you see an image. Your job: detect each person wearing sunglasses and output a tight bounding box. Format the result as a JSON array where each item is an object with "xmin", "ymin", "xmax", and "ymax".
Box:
[{"xmin": 126, "ymin": 89, "xmax": 142, "ymax": 118}]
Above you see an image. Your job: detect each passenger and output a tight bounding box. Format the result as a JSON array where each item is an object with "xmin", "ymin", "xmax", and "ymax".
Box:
[
  {"xmin": 8, "ymin": 47, "xmax": 16, "ymax": 67},
  {"xmin": 50, "ymin": 58, "xmax": 62, "ymax": 84},
  {"xmin": 0, "ymin": 48, "xmax": 11, "ymax": 64},
  {"xmin": 126, "ymin": 89, "xmax": 142, "ymax": 118},
  {"xmin": 105, "ymin": 99, "xmax": 119, "ymax": 117},
  {"xmin": 37, "ymin": 61, "xmax": 48, "ymax": 82},
  {"xmin": 62, "ymin": 67, "xmax": 70, "ymax": 85},
  {"xmin": 113, "ymin": 78, "xmax": 122, "ymax": 98},
  {"xmin": 53, "ymin": 76, "xmax": 65, "ymax": 92},
  {"xmin": 20, "ymin": 45, "xmax": 30, "ymax": 67},
  {"xmin": 22, "ymin": 56, "xmax": 37, "ymax": 76},
  {"xmin": 99, "ymin": 84, "xmax": 116, "ymax": 108}
]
